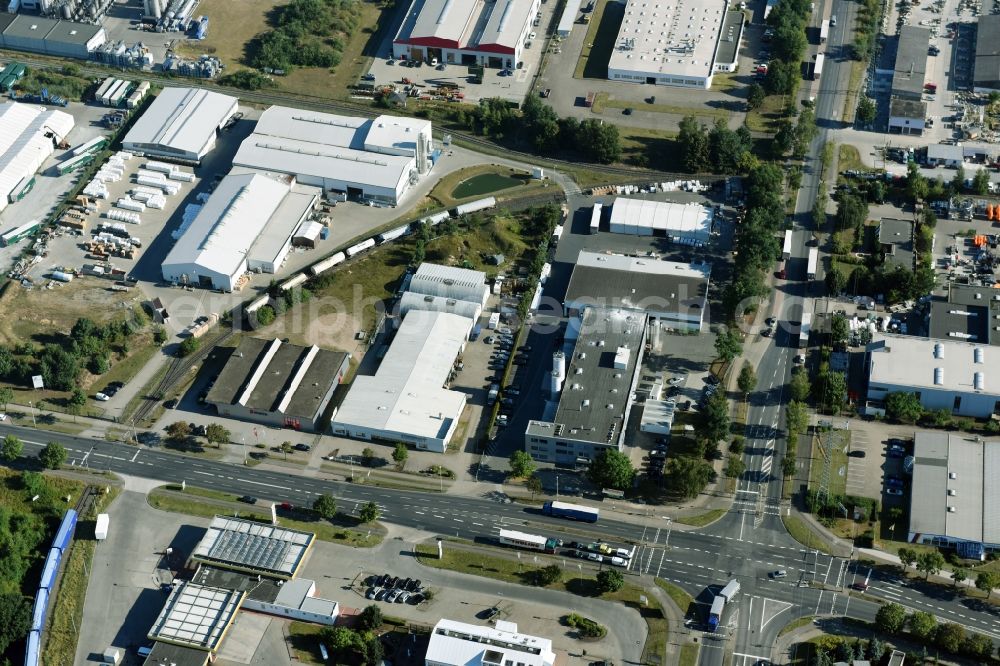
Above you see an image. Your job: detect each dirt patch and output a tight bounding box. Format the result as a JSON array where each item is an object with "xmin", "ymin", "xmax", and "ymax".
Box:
[
  {"xmin": 174, "ymin": 0, "xmax": 288, "ymax": 68},
  {"xmin": 0, "ymin": 277, "xmax": 141, "ymax": 346}
]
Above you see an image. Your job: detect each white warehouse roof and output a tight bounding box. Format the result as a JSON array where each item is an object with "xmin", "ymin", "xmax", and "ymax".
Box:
[
  {"xmin": 426, "ymin": 618, "xmax": 556, "ymax": 666},
  {"xmin": 608, "ymin": 0, "xmax": 728, "ymax": 82},
  {"xmin": 609, "ymin": 197, "xmax": 713, "ymax": 244},
  {"xmin": 868, "ymin": 333, "xmax": 997, "ymax": 395},
  {"xmin": 162, "ymin": 173, "xmax": 292, "ymax": 289},
  {"xmin": 409, "ymin": 262, "xmax": 490, "ymax": 307},
  {"xmin": 123, "ymin": 87, "xmax": 238, "ymax": 160},
  {"xmin": 0, "ymin": 102, "xmax": 73, "ymax": 213},
  {"xmin": 333, "ymin": 310, "xmax": 472, "ymax": 444},
  {"xmin": 399, "ymin": 291, "xmax": 483, "ymax": 320},
  {"xmin": 232, "ymin": 106, "xmax": 428, "ymax": 196}
]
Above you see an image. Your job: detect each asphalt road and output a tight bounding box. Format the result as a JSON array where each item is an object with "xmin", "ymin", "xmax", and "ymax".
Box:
[{"xmin": 5, "ymin": 422, "xmax": 997, "ymax": 658}]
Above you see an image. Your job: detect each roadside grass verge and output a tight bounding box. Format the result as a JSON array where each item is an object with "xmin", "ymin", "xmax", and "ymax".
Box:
[
  {"xmin": 781, "ymin": 515, "xmax": 834, "ymax": 555},
  {"xmin": 655, "ymin": 578, "xmax": 695, "ymax": 614},
  {"xmin": 575, "ymin": 0, "xmax": 620, "ymax": 79},
  {"xmin": 746, "ymin": 94, "xmax": 786, "ymax": 133},
  {"xmin": 779, "ymin": 615, "xmax": 815, "ymax": 636},
  {"xmin": 45, "ymin": 484, "xmax": 122, "ymax": 665},
  {"xmin": 675, "ymin": 508, "xmax": 726, "ymax": 527},
  {"xmin": 807, "ymin": 429, "xmax": 849, "ymax": 498},
  {"xmin": 147, "ymin": 486, "xmax": 383, "ymax": 547},
  {"xmin": 837, "ymin": 144, "xmax": 865, "ymax": 175},
  {"xmin": 842, "ymin": 59, "xmax": 866, "ymax": 124},
  {"xmin": 679, "ymin": 644, "xmax": 700, "ymax": 666}
]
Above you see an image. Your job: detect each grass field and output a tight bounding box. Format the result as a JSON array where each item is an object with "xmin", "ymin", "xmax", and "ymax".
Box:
[
  {"xmin": 746, "ymin": 94, "xmax": 787, "ymax": 133},
  {"xmin": 782, "ymin": 514, "xmax": 834, "ymax": 555},
  {"xmin": 779, "ymin": 615, "xmax": 815, "ymax": 636},
  {"xmin": 575, "ymin": 0, "xmax": 621, "ymax": 79},
  {"xmin": 838, "ymin": 144, "xmax": 866, "ymax": 175},
  {"xmin": 597, "ymin": 92, "xmax": 730, "ymax": 121},
  {"xmin": 147, "ymin": 486, "xmax": 384, "ymax": 547},
  {"xmin": 679, "ymin": 644, "xmax": 700, "ymax": 666},
  {"xmin": 175, "ymin": 0, "xmax": 287, "ymax": 67},
  {"xmin": 808, "ymin": 428, "xmax": 850, "ymax": 499}
]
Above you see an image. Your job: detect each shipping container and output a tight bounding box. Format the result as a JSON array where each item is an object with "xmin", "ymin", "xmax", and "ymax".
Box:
[
  {"xmin": 95, "ymin": 513, "xmax": 109, "ymax": 540},
  {"xmin": 590, "ymin": 202, "xmax": 603, "ymax": 234},
  {"xmin": 56, "ymin": 152, "xmax": 95, "ymax": 175},
  {"xmin": 8, "ymin": 174, "xmax": 34, "ymax": 203},
  {"xmin": 1, "ymin": 218, "xmax": 41, "ymax": 246},
  {"xmin": 72, "ymin": 136, "xmax": 108, "ymax": 157}
]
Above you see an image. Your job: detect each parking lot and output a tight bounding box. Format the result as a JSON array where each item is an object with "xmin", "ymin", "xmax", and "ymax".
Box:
[
  {"xmin": 843, "ymin": 422, "xmax": 914, "ymax": 503},
  {"xmin": 362, "ymin": 0, "xmax": 559, "ymax": 104}
]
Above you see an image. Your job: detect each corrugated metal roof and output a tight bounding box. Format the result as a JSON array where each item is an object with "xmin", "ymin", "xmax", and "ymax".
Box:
[
  {"xmin": 333, "ymin": 310, "xmax": 472, "ymax": 440},
  {"xmin": 123, "ymin": 87, "xmax": 237, "ymax": 158},
  {"xmin": 409, "ymin": 262, "xmax": 489, "ymax": 305}
]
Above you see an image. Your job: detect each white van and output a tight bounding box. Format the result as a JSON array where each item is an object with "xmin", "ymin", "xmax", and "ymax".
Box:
[{"xmin": 830, "ymin": 15, "xmax": 837, "ymax": 25}]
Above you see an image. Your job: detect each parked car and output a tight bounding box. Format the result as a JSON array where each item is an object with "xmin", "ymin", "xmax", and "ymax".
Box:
[
  {"xmin": 609, "ymin": 556, "xmax": 627, "ymax": 566},
  {"xmin": 95, "ymin": 392, "xmax": 110, "ymax": 401},
  {"xmin": 294, "ymin": 443, "xmax": 311, "ymax": 452},
  {"xmin": 375, "ymin": 588, "xmax": 390, "ymax": 601},
  {"xmin": 407, "ymin": 578, "xmax": 421, "ymax": 591},
  {"xmin": 586, "ymin": 552, "xmax": 603, "ymax": 563},
  {"xmin": 847, "ymin": 450, "xmax": 866, "ymax": 458},
  {"xmin": 386, "ymin": 589, "xmax": 401, "ymax": 603},
  {"xmin": 238, "ymin": 495, "xmax": 257, "ymax": 504},
  {"xmin": 885, "ymin": 487, "xmax": 904, "ymax": 496},
  {"xmin": 886, "ymin": 476, "xmax": 905, "ymax": 488},
  {"xmin": 366, "ymin": 586, "xmax": 381, "ymax": 599},
  {"xmin": 769, "ymin": 570, "xmax": 787, "ymax": 579}
]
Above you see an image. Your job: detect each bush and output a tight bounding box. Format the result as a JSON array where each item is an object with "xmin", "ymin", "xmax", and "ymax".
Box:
[
  {"xmin": 177, "ymin": 336, "xmax": 200, "ymax": 358},
  {"xmin": 596, "ymin": 568, "xmax": 624, "ymax": 593},
  {"xmin": 564, "ymin": 613, "xmax": 606, "ymax": 638}
]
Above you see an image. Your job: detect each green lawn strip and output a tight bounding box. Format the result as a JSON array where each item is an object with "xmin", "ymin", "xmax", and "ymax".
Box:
[
  {"xmin": 745, "ymin": 94, "xmax": 786, "ymax": 133},
  {"xmin": 779, "ymin": 615, "xmax": 815, "ymax": 636},
  {"xmin": 679, "ymin": 643, "xmax": 700, "ymax": 666},
  {"xmin": 44, "ymin": 485, "xmax": 122, "ymax": 665},
  {"xmin": 781, "ymin": 515, "xmax": 834, "ymax": 555},
  {"xmin": 601, "ymin": 94, "xmax": 729, "ymax": 120},
  {"xmin": 655, "ymin": 577, "xmax": 695, "ymax": 613},
  {"xmin": 574, "ymin": 0, "xmax": 618, "ymax": 79},
  {"xmin": 843, "ymin": 59, "xmax": 866, "ymax": 123},
  {"xmin": 675, "ymin": 508, "xmax": 726, "ymax": 527},
  {"xmin": 415, "ymin": 542, "xmax": 666, "ymax": 660},
  {"xmin": 147, "ymin": 487, "xmax": 383, "ymax": 547},
  {"xmin": 99, "ymin": 340, "xmax": 161, "ymax": 389},
  {"xmin": 807, "ymin": 429, "xmax": 849, "ymax": 498},
  {"xmin": 10, "ymin": 414, "xmax": 88, "ymax": 436}
]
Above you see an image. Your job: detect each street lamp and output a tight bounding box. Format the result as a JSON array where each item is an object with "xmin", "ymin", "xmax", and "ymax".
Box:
[{"xmin": 28, "ymin": 401, "xmax": 36, "ymax": 428}]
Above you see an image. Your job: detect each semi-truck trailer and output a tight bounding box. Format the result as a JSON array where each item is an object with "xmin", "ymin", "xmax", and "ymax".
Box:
[
  {"xmin": 708, "ymin": 579, "xmax": 741, "ymax": 631},
  {"xmin": 542, "ymin": 500, "xmax": 600, "ymax": 523},
  {"xmin": 806, "ymin": 247, "xmax": 819, "ymax": 280}
]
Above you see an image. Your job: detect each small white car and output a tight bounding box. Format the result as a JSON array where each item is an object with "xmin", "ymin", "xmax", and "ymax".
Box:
[
  {"xmin": 609, "ymin": 556, "xmax": 628, "ymax": 567},
  {"xmin": 95, "ymin": 392, "xmax": 110, "ymax": 401},
  {"xmin": 794, "ymin": 355, "xmax": 806, "ymax": 365}
]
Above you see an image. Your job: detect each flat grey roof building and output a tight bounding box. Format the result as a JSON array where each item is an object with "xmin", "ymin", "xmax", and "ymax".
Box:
[
  {"xmin": 878, "ymin": 218, "xmax": 914, "ymax": 270},
  {"xmin": 909, "ymin": 432, "xmax": 1000, "ymax": 549},
  {"xmin": 891, "ymin": 25, "xmax": 930, "ymax": 99},
  {"xmin": 889, "ymin": 96, "xmax": 926, "ymax": 120},
  {"xmin": 564, "ymin": 251, "xmax": 711, "ymax": 331},
  {"xmin": 929, "ymin": 283, "xmax": 1000, "ymax": 346},
  {"xmin": 526, "ymin": 307, "xmax": 647, "ymax": 464},
  {"xmin": 975, "ymin": 14, "xmax": 1000, "ymax": 91},
  {"xmin": 191, "ymin": 516, "xmax": 315, "ymax": 579},
  {"xmin": 148, "ymin": 581, "xmax": 243, "ymax": 652},
  {"xmin": 206, "ymin": 337, "xmax": 349, "ymax": 431}
]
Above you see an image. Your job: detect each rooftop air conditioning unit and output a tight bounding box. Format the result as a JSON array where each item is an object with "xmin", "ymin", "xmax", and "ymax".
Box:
[
  {"xmin": 948, "ymin": 489, "xmax": 957, "ymax": 496},
  {"xmin": 948, "ymin": 506, "xmax": 956, "ymax": 512}
]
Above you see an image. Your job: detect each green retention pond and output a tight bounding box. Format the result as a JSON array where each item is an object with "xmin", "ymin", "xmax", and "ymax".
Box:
[{"xmin": 451, "ymin": 172, "xmax": 526, "ymax": 199}]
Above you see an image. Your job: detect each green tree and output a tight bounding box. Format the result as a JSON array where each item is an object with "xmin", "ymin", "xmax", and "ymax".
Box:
[
  {"xmin": 587, "ymin": 448, "xmax": 636, "ymax": 490},
  {"xmin": 525, "ymin": 474, "xmax": 543, "ymax": 497},
  {"xmin": 280, "ymin": 441, "xmax": 293, "ymax": 459},
  {"xmin": 830, "ymin": 314, "xmax": 849, "ymax": 347},
  {"xmin": 255, "ymin": 305, "xmax": 276, "ymax": 326},
  {"xmin": 962, "ymin": 632, "xmax": 994, "ymax": 659},
  {"xmin": 152, "ymin": 325, "xmax": 168, "ymax": 345},
  {"xmin": 358, "ymin": 604, "xmax": 383, "ymax": 631},
  {"xmin": 826, "ymin": 266, "xmax": 847, "ymax": 295},
  {"xmin": 737, "ymin": 362, "xmax": 757, "ymax": 396},
  {"xmin": 725, "ymin": 455, "xmax": 746, "ymax": 479},
  {"xmin": 934, "ymin": 622, "xmax": 965, "ymax": 654},
  {"xmin": 178, "ymin": 336, "xmax": 200, "ymax": 357},
  {"xmin": 38, "ymin": 442, "xmax": 67, "ymax": 469},
  {"xmin": 781, "ymin": 455, "xmax": 796, "ymax": 477},
  {"xmin": 714, "ymin": 327, "xmax": 743, "ymax": 362},
  {"xmin": 789, "ymin": 370, "xmax": 811, "ymax": 402},
  {"xmin": 677, "ymin": 115, "xmax": 709, "ymax": 172},
  {"xmin": 916, "ymin": 550, "xmax": 945, "ymax": 579},
  {"xmin": 972, "ymin": 168, "xmax": 990, "ymax": 195},
  {"xmin": 898, "ymin": 547, "xmax": 917, "ymax": 570},
  {"xmin": 361, "ymin": 447, "xmax": 376, "ymax": 466},
  {"xmin": 856, "ymin": 96, "xmax": 877, "ymax": 125},
  {"xmin": 747, "ymin": 82, "xmax": 766, "ymax": 110},
  {"xmin": 313, "ymin": 493, "xmax": 337, "ymax": 519},
  {"xmin": 576, "ymin": 119, "xmax": 621, "ymax": 164},
  {"xmin": 166, "ymin": 421, "xmax": 191, "ymax": 442},
  {"xmin": 975, "ymin": 571, "xmax": 998, "ymax": 598},
  {"xmin": 821, "ymin": 370, "xmax": 847, "ymax": 413},
  {"xmin": 1, "ymin": 434, "xmax": 22, "ymax": 461},
  {"xmin": 0, "ymin": 385, "xmax": 12, "ymax": 410},
  {"xmin": 508, "ymin": 450, "xmax": 536, "ymax": 478},
  {"xmin": 69, "ymin": 387, "xmax": 86, "ymax": 409},
  {"xmin": 38, "ymin": 345, "xmax": 80, "ymax": 390},
  {"xmin": 868, "ymin": 637, "xmax": 885, "ymax": 661},
  {"xmin": 907, "ymin": 161, "xmax": 928, "ymax": 201},
  {"xmin": 785, "ymin": 400, "xmax": 807, "ymax": 439},
  {"xmin": 835, "ymin": 193, "xmax": 869, "ymax": 232},
  {"xmin": 0, "ymin": 593, "xmax": 32, "ymax": 654},
  {"xmin": 392, "ymin": 442, "xmax": 408, "ymax": 469},
  {"xmin": 908, "ymin": 610, "xmax": 937, "ymax": 640},
  {"xmin": 885, "ymin": 392, "xmax": 924, "ymax": 424},
  {"xmin": 951, "ymin": 567, "xmax": 968, "ymax": 587},
  {"xmin": 596, "ymin": 568, "xmax": 624, "ymax": 593},
  {"xmin": 358, "ymin": 501, "xmax": 380, "ymax": 523},
  {"xmin": 204, "ymin": 424, "xmax": 230, "ymax": 448},
  {"xmin": 534, "ymin": 564, "xmax": 562, "ymax": 586},
  {"xmin": 665, "ymin": 457, "xmax": 715, "ymax": 499},
  {"xmin": 874, "ymin": 602, "xmax": 906, "ymax": 634},
  {"xmin": 700, "ymin": 390, "xmax": 730, "ymax": 447},
  {"xmin": 952, "ymin": 164, "xmax": 966, "ymax": 192}
]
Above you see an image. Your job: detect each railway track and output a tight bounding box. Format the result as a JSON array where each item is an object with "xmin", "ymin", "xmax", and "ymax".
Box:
[
  {"xmin": 129, "ymin": 327, "xmax": 236, "ymax": 425},
  {"xmin": 7, "ymin": 52, "xmax": 726, "ymax": 183}
]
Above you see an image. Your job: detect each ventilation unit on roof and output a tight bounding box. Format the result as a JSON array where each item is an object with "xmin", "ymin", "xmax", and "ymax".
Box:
[
  {"xmin": 934, "ymin": 368, "xmax": 944, "ymax": 385},
  {"xmin": 948, "ymin": 489, "xmax": 957, "ymax": 496},
  {"xmin": 949, "ymin": 472, "xmax": 957, "ymax": 479},
  {"xmin": 975, "ymin": 372, "xmax": 985, "ymax": 390},
  {"xmin": 948, "ymin": 506, "xmax": 956, "ymax": 512},
  {"xmin": 934, "ymin": 343, "xmax": 944, "ymax": 359},
  {"xmin": 975, "ymin": 348, "xmax": 985, "ymax": 364}
]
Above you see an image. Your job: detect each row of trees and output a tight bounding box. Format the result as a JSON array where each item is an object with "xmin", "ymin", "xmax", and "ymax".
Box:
[
  {"xmin": 508, "ymin": 447, "xmax": 637, "ymax": 492},
  {"xmin": 249, "ymin": 0, "xmax": 362, "ymax": 72},
  {"xmin": 898, "ymin": 548, "xmax": 1000, "ymax": 596},
  {"xmin": 875, "ymin": 602, "xmax": 996, "ymax": 659},
  {"xmin": 761, "ymin": 0, "xmax": 811, "ymax": 96},
  {"xmin": 676, "ymin": 116, "xmax": 756, "ymax": 174},
  {"xmin": 313, "ymin": 493, "xmax": 381, "ymax": 523},
  {"xmin": 459, "ymin": 96, "xmax": 622, "ymax": 164}
]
